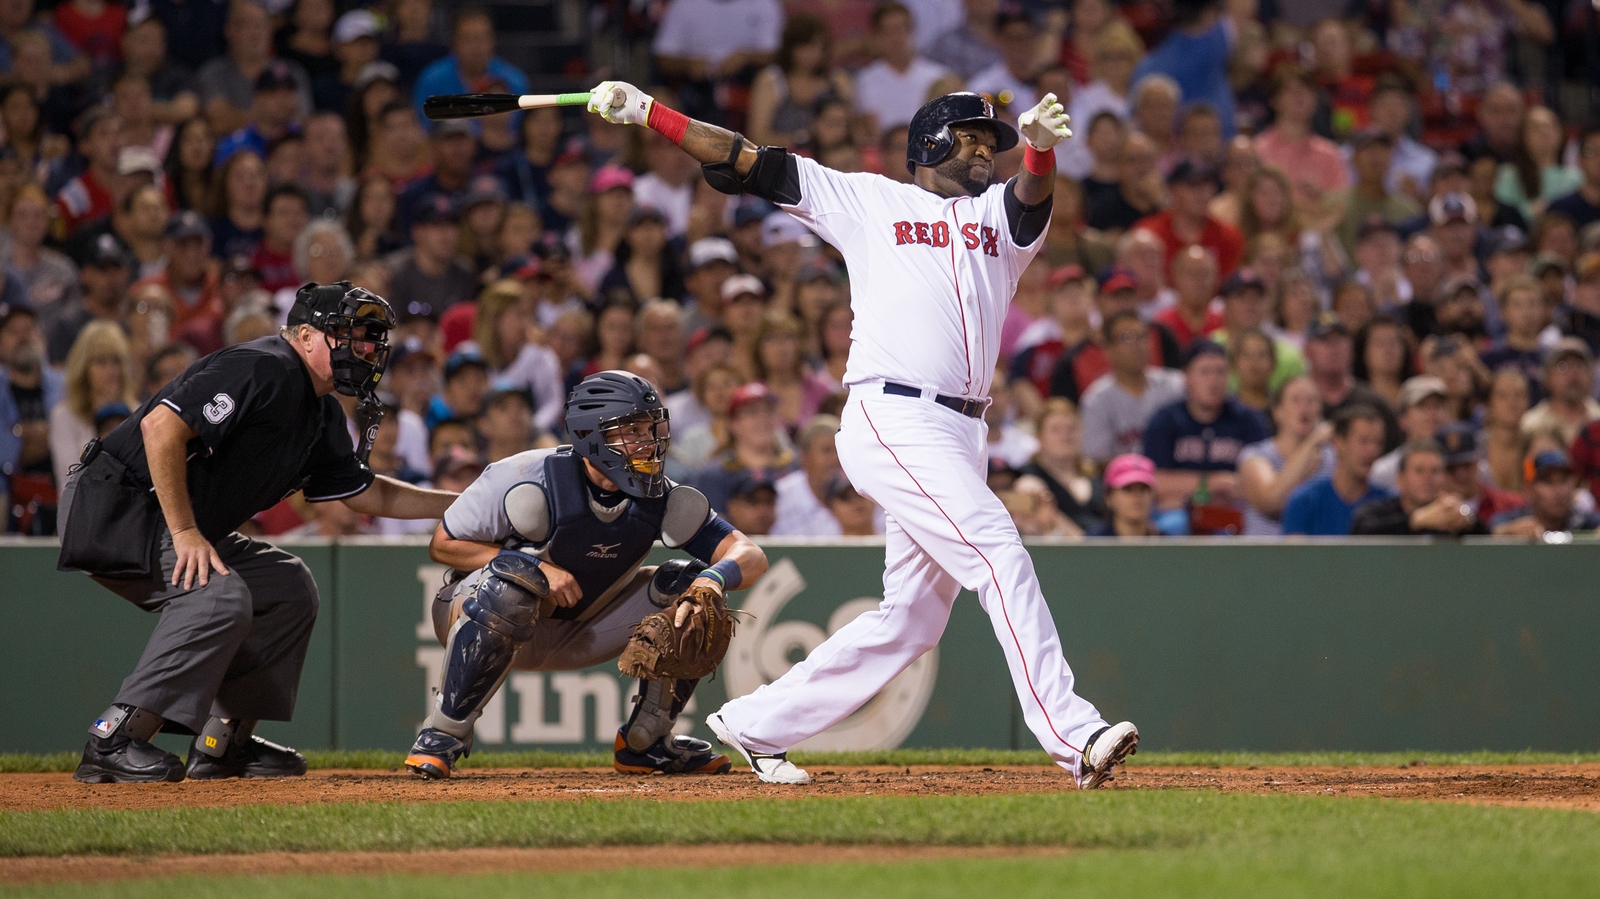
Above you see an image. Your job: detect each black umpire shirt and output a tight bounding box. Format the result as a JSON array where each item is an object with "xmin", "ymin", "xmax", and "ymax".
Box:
[{"xmin": 99, "ymin": 335, "xmax": 373, "ymax": 542}]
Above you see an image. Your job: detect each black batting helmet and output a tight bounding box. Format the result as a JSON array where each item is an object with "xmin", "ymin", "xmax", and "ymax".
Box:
[
  {"xmin": 905, "ymin": 92, "xmax": 1019, "ymax": 174},
  {"xmin": 565, "ymin": 371, "xmax": 671, "ymax": 498}
]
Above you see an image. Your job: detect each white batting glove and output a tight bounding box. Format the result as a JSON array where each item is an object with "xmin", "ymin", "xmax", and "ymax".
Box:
[
  {"xmin": 1017, "ymin": 93, "xmax": 1071, "ymax": 151},
  {"xmin": 588, "ymin": 81, "xmax": 654, "ymax": 126}
]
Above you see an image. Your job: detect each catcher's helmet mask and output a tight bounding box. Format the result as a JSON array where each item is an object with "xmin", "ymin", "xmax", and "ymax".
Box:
[
  {"xmin": 566, "ymin": 371, "xmax": 672, "ymax": 498},
  {"xmin": 286, "ymin": 281, "xmax": 396, "ymax": 399},
  {"xmin": 906, "ymin": 92, "xmax": 1020, "ymax": 175}
]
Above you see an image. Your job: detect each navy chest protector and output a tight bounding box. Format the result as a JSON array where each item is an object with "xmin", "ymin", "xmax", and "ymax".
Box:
[{"xmin": 541, "ymin": 450, "xmax": 667, "ymax": 619}]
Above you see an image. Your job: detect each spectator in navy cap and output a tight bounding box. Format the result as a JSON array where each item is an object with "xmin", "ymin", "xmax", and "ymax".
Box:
[
  {"xmin": 396, "ymin": 118, "xmax": 479, "ymax": 233},
  {"xmin": 385, "ymin": 193, "xmax": 477, "ymax": 323},
  {"xmin": 212, "ymin": 59, "xmax": 303, "ymax": 167},
  {"xmin": 1142, "ymin": 339, "xmax": 1268, "ymax": 511},
  {"xmin": 1490, "ymin": 450, "xmax": 1600, "ymax": 536},
  {"xmin": 1436, "ymin": 421, "xmax": 1524, "ymax": 524},
  {"xmin": 1214, "ymin": 266, "xmax": 1305, "ymax": 391},
  {"xmin": 723, "ymin": 468, "xmax": 779, "ymax": 536},
  {"xmin": 425, "ymin": 346, "xmax": 490, "ymax": 430},
  {"xmin": 46, "ymin": 235, "xmax": 130, "ymax": 364}
]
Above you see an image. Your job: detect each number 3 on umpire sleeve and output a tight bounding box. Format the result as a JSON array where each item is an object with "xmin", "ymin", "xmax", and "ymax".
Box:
[{"xmin": 203, "ymin": 393, "xmax": 235, "ymax": 425}]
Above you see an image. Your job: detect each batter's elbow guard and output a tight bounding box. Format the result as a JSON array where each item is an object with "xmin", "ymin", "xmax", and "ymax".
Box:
[
  {"xmin": 703, "ymin": 143, "xmax": 802, "ymax": 206},
  {"xmin": 463, "ymin": 552, "xmax": 549, "ymax": 641}
]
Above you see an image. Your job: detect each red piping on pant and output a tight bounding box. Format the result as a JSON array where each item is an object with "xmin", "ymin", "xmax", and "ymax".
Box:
[{"xmin": 862, "ymin": 402, "xmax": 1082, "ymax": 755}]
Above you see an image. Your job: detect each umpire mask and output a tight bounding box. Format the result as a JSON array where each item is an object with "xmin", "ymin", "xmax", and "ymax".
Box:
[
  {"xmin": 566, "ymin": 371, "xmax": 671, "ymax": 498},
  {"xmin": 287, "ymin": 281, "xmax": 397, "ymax": 399}
]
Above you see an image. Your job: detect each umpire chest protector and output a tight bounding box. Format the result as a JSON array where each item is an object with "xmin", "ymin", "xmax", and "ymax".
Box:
[{"xmin": 537, "ymin": 449, "xmax": 669, "ymax": 618}]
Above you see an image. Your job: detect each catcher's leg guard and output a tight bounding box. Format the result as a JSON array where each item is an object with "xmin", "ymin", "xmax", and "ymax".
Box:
[
  {"xmin": 409, "ymin": 555, "xmax": 547, "ymax": 779},
  {"xmin": 614, "ymin": 678, "xmax": 730, "ymax": 775},
  {"xmin": 621, "ymin": 677, "xmax": 699, "ymax": 751}
]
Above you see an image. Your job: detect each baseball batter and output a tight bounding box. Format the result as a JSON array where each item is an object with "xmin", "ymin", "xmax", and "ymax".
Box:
[{"xmin": 585, "ymin": 84, "xmax": 1138, "ymax": 787}]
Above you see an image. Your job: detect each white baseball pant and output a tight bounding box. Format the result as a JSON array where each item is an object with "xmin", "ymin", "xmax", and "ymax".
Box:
[{"xmin": 716, "ymin": 385, "xmax": 1108, "ymax": 771}]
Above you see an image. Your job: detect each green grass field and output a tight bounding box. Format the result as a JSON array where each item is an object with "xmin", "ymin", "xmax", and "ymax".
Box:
[{"xmin": 6, "ymin": 751, "xmax": 1598, "ymax": 898}]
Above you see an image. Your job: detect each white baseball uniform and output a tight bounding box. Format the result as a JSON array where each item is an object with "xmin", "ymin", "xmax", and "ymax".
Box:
[{"xmin": 715, "ymin": 156, "xmax": 1110, "ymax": 772}]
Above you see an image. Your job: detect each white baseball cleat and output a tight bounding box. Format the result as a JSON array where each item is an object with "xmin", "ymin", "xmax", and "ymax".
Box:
[
  {"xmin": 706, "ymin": 712, "xmax": 811, "ymax": 785},
  {"xmin": 1076, "ymin": 721, "xmax": 1139, "ymax": 790}
]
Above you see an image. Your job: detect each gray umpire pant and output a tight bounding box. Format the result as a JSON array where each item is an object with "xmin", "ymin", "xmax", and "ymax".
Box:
[{"xmin": 60, "ymin": 473, "xmax": 320, "ymax": 734}]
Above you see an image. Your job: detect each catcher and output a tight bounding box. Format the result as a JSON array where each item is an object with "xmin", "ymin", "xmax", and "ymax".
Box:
[{"xmin": 406, "ymin": 370, "xmax": 767, "ymax": 778}]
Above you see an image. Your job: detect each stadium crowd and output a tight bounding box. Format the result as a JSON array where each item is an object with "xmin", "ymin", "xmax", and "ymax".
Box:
[{"xmin": 1, "ymin": 0, "xmax": 1598, "ymax": 540}]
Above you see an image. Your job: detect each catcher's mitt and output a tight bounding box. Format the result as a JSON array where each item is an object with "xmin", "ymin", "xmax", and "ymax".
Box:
[{"xmin": 619, "ymin": 582, "xmax": 737, "ymax": 680}]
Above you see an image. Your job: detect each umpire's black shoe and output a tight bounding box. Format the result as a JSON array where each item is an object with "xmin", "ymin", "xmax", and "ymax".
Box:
[
  {"xmin": 613, "ymin": 732, "xmax": 732, "ymax": 775},
  {"xmin": 185, "ymin": 735, "xmax": 308, "ymax": 779},
  {"xmin": 73, "ymin": 736, "xmax": 185, "ymax": 783}
]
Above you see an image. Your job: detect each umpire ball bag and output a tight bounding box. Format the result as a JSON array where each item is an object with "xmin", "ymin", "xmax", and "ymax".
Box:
[{"xmin": 57, "ymin": 438, "xmax": 161, "ymax": 579}]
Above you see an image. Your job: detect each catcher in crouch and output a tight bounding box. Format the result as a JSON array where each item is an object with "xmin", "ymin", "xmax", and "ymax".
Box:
[{"xmin": 406, "ymin": 370, "xmax": 766, "ymax": 778}]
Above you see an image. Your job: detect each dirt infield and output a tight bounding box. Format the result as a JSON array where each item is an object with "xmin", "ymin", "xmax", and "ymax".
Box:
[
  {"xmin": 6, "ymin": 763, "xmax": 1600, "ymax": 813},
  {"xmin": 1, "ymin": 845, "xmax": 1079, "ymax": 885}
]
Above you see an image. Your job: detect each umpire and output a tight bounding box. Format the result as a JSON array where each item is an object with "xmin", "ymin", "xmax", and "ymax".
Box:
[{"xmin": 59, "ymin": 282, "xmax": 458, "ymax": 783}]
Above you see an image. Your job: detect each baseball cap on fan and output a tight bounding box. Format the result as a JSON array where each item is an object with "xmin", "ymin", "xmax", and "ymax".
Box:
[
  {"xmin": 1428, "ymin": 192, "xmax": 1477, "ymax": 227},
  {"xmin": 333, "ymin": 9, "xmax": 380, "ymax": 44},
  {"xmin": 720, "ymin": 273, "xmax": 767, "ymax": 304},
  {"xmin": 1104, "ymin": 454, "xmax": 1156, "ymax": 490},
  {"xmin": 688, "ymin": 237, "xmax": 739, "ymax": 270},
  {"xmin": 761, "ymin": 212, "xmax": 812, "ymax": 248}
]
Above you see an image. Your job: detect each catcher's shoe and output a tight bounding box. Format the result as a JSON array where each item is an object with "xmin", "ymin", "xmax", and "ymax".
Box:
[
  {"xmin": 186, "ymin": 735, "xmax": 308, "ymax": 780},
  {"xmin": 405, "ymin": 727, "xmax": 470, "ymax": 780},
  {"xmin": 613, "ymin": 732, "xmax": 732, "ymax": 775},
  {"xmin": 1076, "ymin": 721, "xmax": 1139, "ymax": 790},
  {"xmin": 706, "ymin": 711, "xmax": 810, "ymax": 784},
  {"xmin": 73, "ymin": 736, "xmax": 185, "ymax": 783}
]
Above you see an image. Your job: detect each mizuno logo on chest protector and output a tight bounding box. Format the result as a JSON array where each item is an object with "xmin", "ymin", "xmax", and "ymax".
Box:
[{"xmin": 587, "ymin": 542, "xmax": 622, "ymax": 558}]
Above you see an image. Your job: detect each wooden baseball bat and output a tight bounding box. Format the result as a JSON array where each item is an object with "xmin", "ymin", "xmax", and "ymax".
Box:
[{"xmin": 423, "ymin": 92, "xmax": 593, "ymax": 120}]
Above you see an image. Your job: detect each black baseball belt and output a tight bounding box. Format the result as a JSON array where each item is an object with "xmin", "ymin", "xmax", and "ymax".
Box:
[{"xmin": 882, "ymin": 382, "xmax": 987, "ymax": 419}]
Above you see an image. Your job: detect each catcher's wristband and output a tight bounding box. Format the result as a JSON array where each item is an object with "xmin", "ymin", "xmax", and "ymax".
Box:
[
  {"xmin": 1023, "ymin": 144, "xmax": 1054, "ymax": 176},
  {"xmin": 700, "ymin": 559, "xmax": 743, "ymax": 591},
  {"xmin": 647, "ymin": 102, "xmax": 689, "ymax": 145}
]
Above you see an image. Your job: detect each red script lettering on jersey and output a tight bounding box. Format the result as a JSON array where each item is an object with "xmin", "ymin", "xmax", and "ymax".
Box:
[{"xmin": 894, "ymin": 221, "xmax": 996, "ymax": 256}]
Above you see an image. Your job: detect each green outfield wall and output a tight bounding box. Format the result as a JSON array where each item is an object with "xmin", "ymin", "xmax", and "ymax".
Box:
[{"xmin": 6, "ymin": 537, "xmax": 1598, "ymax": 754}]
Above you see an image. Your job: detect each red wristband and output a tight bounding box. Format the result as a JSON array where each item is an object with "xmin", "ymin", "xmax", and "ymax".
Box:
[
  {"xmin": 1023, "ymin": 144, "xmax": 1055, "ymax": 176},
  {"xmin": 646, "ymin": 102, "xmax": 689, "ymax": 145}
]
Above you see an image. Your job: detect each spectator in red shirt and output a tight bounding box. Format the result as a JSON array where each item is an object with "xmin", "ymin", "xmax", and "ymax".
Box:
[
  {"xmin": 1010, "ymin": 265, "xmax": 1096, "ymax": 407},
  {"xmin": 1570, "ymin": 418, "xmax": 1600, "ymax": 506},
  {"xmin": 53, "ymin": 107, "xmax": 123, "ymax": 241},
  {"xmin": 1437, "ymin": 421, "xmax": 1524, "ymax": 523},
  {"xmin": 53, "ymin": 0, "xmax": 126, "ymax": 69},
  {"xmin": 1153, "ymin": 246, "xmax": 1223, "ymax": 351},
  {"xmin": 134, "ymin": 210, "xmax": 221, "ymax": 344},
  {"xmin": 1133, "ymin": 158, "xmax": 1244, "ymax": 286},
  {"xmin": 250, "ymin": 185, "xmax": 309, "ymax": 293}
]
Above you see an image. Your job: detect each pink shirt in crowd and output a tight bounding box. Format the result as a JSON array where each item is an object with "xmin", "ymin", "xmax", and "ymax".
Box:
[{"xmin": 1252, "ymin": 128, "xmax": 1351, "ymax": 197}]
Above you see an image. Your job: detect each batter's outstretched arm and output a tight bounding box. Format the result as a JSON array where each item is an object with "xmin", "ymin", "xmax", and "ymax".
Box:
[
  {"xmin": 1005, "ymin": 92, "xmax": 1073, "ymax": 243},
  {"xmin": 587, "ymin": 82, "xmax": 802, "ymax": 205}
]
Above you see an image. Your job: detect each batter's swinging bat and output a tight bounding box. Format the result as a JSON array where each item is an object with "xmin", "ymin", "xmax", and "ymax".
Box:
[{"xmin": 423, "ymin": 92, "xmax": 592, "ymax": 120}]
